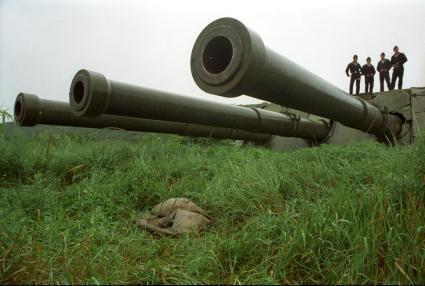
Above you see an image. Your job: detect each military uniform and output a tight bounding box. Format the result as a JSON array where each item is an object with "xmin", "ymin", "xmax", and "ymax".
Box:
[
  {"xmin": 390, "ymin": 53, "xmax": 408, "ymax": 90},
  {"xmin": 377, "ymin": 59, "xmax": 391, "ymax": 92},
  {"xmin": 361, "ymin": 64, "xmax": 376, "ymax": 94},
  {"xmin": 345, "ymin": 62, "xmax": 362, "ymax": 94}
]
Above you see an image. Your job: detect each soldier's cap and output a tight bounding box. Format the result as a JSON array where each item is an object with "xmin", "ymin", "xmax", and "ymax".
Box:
[
  {"xmin": 366, "ymin": 57, "xmax": 371, "ymax": 61},
  {"xmin": 353, "ymin": 55, "xmax": 358, "ymax": 59},
  {"xmin": 393, "ymin": 45, "xmax": 399, "ymax": 49}
]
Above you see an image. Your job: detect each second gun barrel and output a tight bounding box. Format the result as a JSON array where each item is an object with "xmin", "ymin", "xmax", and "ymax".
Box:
[{"xmin": 69, "ymin": 69, "xmax": 331, "ymax": 141}]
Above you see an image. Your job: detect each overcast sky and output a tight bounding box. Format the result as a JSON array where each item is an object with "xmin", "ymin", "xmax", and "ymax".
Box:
[{"xmin": 1, "ymin": 0, "xmax": 424, "ymax": 115}]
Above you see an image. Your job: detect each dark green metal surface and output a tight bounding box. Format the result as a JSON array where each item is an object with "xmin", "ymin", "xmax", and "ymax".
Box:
[
  {"xmin": 14, "ymin": 93, "xmax": 272, "ymax": 142},
  {"xmin": 68, "ymin": 69, "xmax": 331, "ymax": 141},
  {"xmin": 190, "ymin": 17, "xmax": 403, "ymax": 138}
]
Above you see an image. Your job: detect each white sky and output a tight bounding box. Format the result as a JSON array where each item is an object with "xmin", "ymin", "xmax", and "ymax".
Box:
[{"xmin": 1, "ymin": 0, "xmax": 424, "ymax": 114}]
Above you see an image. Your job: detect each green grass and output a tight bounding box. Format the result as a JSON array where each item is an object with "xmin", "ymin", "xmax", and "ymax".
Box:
[
  {"xmin": 0, "ymin": 126, "xmax": 424, "ymax": 284},
  {"xmin": 0, "ymin": 107, "xmax": 13, "ymax": 124}
]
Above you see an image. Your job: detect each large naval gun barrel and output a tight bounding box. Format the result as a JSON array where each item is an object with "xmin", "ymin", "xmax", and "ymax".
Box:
[
  {"xmin": 14, "ymin": 93, "xmax": 272, "ymax": 141},
  {"xmin": 190, "ymin": 17, "xmax": 403, "ymax": 138},
  {"xmin": 68, "ymin": 69, "xmax": 331, "ymax": 141}
]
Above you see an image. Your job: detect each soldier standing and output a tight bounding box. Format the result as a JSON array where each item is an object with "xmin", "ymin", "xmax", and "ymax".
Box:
[
  {"xmin": 362, "ymin": 57, "xmax": 376, "ymax": 94},
  {"xmin": 345, "ymin": 55, "xmax": 362, "ymax": 95},
  {"xmin": 390, "ymin": 46, "xmax": 408, "ymax": 90},
  {"xmin": 377, "ymin": 52, "xmax": 391, "ymax": 92}
]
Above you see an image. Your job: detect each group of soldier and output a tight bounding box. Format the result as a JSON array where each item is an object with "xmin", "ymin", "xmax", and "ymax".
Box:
[{"xmin": 345, "ymin": 46, "xmax": 408, "ymax": 95}]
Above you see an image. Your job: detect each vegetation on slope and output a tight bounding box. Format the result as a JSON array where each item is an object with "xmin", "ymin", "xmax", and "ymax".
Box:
[{"xmin": 0, "ymin": 126, "xmax": 424, "ymax": 284}]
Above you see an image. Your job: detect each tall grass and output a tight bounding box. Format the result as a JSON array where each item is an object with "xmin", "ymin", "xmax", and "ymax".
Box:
[
  {"xmin": 0, "ymin": 107, "xmax": 13, "ymax": 124},
  {"xmin": 0, "ymin": 128, "xmax": 424, "ymax": 284}
]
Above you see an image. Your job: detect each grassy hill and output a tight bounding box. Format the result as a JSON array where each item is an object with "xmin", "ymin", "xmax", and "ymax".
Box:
[{"xmin": 0, "ymin": 124, "xmax": 424, "ymax": 284}]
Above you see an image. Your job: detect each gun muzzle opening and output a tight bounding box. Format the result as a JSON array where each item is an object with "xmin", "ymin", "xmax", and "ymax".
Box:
[
  {"xmin": 14, "ymin": 93, "xmax": 42, "ymax": 126},
  {"xmin": 72, "ymin": 80, "xmax": 85, "ymax": 105},
  {"xmin": 14, "ymin": 99, "xmax": 22, "ymax": 121},
  {"xmin": 202, "ymin": 36, "xmax": 233, "ymax": 75},
  {"xmin": 69, "ymin": 72, "xmax": 90, "ymax": 113},
  {"xmin": 69, "ymin": 69, "xmax": 110, "ymax": 117},
  {"xmin": 191, "ymin": 17, "xmax": 259, "ymax": 97}
]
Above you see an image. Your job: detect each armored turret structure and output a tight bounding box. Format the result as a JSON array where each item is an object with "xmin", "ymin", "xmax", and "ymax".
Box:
[{"xmin": 239, "ymin": 88, "xmax": 425, "ymax": 151}]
